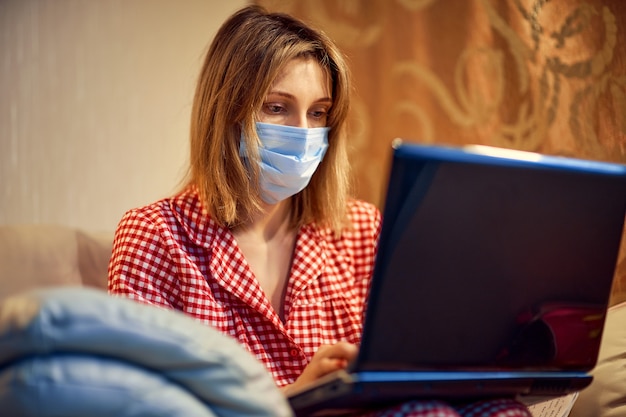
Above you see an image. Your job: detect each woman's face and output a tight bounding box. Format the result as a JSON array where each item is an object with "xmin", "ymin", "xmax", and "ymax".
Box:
[{"xmin": 258, "ymin": 57, "xmax": 332, "ymax": 128}]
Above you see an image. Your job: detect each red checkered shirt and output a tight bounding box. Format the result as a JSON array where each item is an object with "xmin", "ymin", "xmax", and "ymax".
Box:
[{"xmin": 108, "ymin": 186, "xmax": 382, "ymax": 387}]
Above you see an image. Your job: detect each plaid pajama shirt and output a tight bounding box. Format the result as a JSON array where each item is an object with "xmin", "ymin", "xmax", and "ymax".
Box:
[
  {"xmin": 108, "ymin": 186, "xmax": 380, "ymax": 387},
  {"xmin": 108, "ymin": 186, "xmax": 531, "ymax": 417}
]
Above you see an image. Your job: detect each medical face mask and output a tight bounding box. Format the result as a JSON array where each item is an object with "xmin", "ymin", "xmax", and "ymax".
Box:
[{"xmin": 240, "ymin": 122, "xmax": 330, "ymax": 204}]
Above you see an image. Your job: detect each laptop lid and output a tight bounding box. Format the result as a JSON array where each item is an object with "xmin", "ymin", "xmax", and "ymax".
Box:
[{"xmin": 356, "ymin": 141, "xmax": 626, "ymax": 374}]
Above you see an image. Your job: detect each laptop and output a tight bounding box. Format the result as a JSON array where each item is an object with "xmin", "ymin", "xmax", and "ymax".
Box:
[{"xmin": 288, "ymin": 141, "xmax": 626, "ymax": 416}]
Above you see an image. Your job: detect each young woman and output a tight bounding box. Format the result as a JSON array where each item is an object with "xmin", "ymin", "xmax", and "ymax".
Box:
[{"xmin": 108, "ymin": 6, "xmax": 532, "ymax": 416}]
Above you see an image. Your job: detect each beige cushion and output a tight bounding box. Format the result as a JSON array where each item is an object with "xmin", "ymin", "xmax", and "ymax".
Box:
[
  {"xmin": 569, "ymin": 301, "xmax": 626, "ymax": 417},
  {"xmin": 0, "ymin": 225, "xmax": 112, "ymax": 300}
]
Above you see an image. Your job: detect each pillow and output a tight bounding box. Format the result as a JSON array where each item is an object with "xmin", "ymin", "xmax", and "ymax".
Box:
[
  {"xmin": 75, "ymin": 229, "xmax": 113, "ymax": 289},
  {"xmin": 569, "ymin": 301, "xmax": 626, "ymax": 417},
  {"xmin": 0, "ymin": 287, "xmax": 293, "ymax": 417}
]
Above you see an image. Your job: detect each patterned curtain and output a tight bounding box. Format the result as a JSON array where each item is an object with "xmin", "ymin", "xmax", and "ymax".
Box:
[{"xmin": 256, "ymin": 0, "xmax": 626, "ymax": 305}]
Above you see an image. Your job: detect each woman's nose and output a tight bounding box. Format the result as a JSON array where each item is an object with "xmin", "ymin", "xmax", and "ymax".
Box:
[{"xmin": 289, "ymin": 113, "xmax": 309, "ymax": 128}]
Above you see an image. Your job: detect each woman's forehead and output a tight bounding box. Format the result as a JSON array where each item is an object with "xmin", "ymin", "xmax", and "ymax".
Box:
[{"xmin": 268, "ymin": 56, "xmax": 332, "ymax": 96}]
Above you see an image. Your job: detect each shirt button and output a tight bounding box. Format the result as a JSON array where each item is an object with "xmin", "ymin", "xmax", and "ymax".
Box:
[{"xmin": 289, "ymin": 348, "xmax": 299, "ymax": 357}]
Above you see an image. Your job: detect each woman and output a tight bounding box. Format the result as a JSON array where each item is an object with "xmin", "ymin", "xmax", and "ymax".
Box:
[{"xmin": 108, "ymin": 5, "xmax": 531, "ymax": 416}]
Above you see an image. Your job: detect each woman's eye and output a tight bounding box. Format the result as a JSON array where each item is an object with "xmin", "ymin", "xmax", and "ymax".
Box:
[
  {"xmin": 310, "ymin": 109, "xmax": 328, "ymax": 119},
  {"xmin": 265, "ymin": 104, "xmax": 285, "ymax": 114}
]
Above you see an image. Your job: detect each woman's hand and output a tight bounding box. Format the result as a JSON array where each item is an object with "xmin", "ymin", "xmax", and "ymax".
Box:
[{"xmin": 281, "ymin": 341, "xmax": 358, "ymax": 396}]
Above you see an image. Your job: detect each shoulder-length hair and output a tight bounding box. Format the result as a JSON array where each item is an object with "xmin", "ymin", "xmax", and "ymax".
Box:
[{"xmin": 184, "ymin": 5, "xmax": 353, "ymax": 234}]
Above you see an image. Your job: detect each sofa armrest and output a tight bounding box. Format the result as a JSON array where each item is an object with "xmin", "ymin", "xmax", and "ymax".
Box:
[{"xmin": 0, "ymin": 225, "xmax": 112, "ymax": 300}]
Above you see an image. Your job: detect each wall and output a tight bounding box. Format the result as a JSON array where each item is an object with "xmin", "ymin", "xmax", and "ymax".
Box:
[{"xmin": 0, "ymin": 0, "xmax": 247, "ymax": 233}]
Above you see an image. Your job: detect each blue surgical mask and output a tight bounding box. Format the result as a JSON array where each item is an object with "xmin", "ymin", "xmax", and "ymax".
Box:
[{"xmin": 240, "ymin": 122, "xmax": 330, "ymax": 204}]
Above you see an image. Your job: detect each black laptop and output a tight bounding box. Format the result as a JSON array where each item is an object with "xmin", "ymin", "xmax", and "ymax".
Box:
[{"xmin": 288, "ymin": 141, "xmax": 626, "ymax": 416}]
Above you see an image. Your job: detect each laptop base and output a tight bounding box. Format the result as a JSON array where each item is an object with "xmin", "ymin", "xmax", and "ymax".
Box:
[{"xmin": 289, "ymin": 371, "xmax": 592, "ymax": 416}]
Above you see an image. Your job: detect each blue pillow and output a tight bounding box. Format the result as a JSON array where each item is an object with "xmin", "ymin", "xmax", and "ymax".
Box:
[{"xmin": 0, "ymin": 287, "xmax": 292, "ymax": 417}]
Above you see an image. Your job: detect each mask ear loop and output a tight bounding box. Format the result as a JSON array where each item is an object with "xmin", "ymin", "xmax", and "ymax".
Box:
[
  {"xmin": 239, "ymin": 121, "xmax": 263, "ymax": 202},
  {"xmin": 239, "ymin": 121, "xmax": 259, "ymax": 160}
]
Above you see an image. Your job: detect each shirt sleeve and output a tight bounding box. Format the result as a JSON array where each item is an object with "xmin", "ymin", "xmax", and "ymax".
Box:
[{"xmin": 107, "ymin": 208, "xmax": 181, "ymax": 310}]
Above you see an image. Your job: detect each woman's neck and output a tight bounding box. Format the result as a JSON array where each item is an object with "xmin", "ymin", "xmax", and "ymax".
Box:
[
  {"xmin": 230, "ymin": 198, "xmax": 298, "ymax": 320},
  {"xmin": 234, "ymin": 199, "xmax": 294, "ymax": 242}
]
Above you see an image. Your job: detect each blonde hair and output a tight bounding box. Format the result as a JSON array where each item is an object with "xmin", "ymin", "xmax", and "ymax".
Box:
[{"xmin": 185, "ymin": 5, "xmax": 352, "ymax": 234}]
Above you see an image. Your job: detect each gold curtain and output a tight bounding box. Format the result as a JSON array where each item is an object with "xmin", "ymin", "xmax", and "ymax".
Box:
[{"xmin": 256, "ymin": 0, "xmax": 626, "ymax": 305}]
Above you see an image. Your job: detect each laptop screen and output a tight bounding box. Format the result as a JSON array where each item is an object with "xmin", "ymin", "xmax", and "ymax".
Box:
[{"xmin": 359, "ymin": 142, "xmax": 626, "ymax": 372}]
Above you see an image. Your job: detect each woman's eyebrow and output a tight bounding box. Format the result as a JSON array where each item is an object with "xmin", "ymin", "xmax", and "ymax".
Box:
[
  {"xmin": 265, "ymin": 90, "xmax": 294, "ymax": 99},
  {"xmin": 315, "ymin": 97, "xmax": 333, "ymax": 105},
  {"xmin": 266, "ymin": 90, "xmax": 332, "ymax": 104}
]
